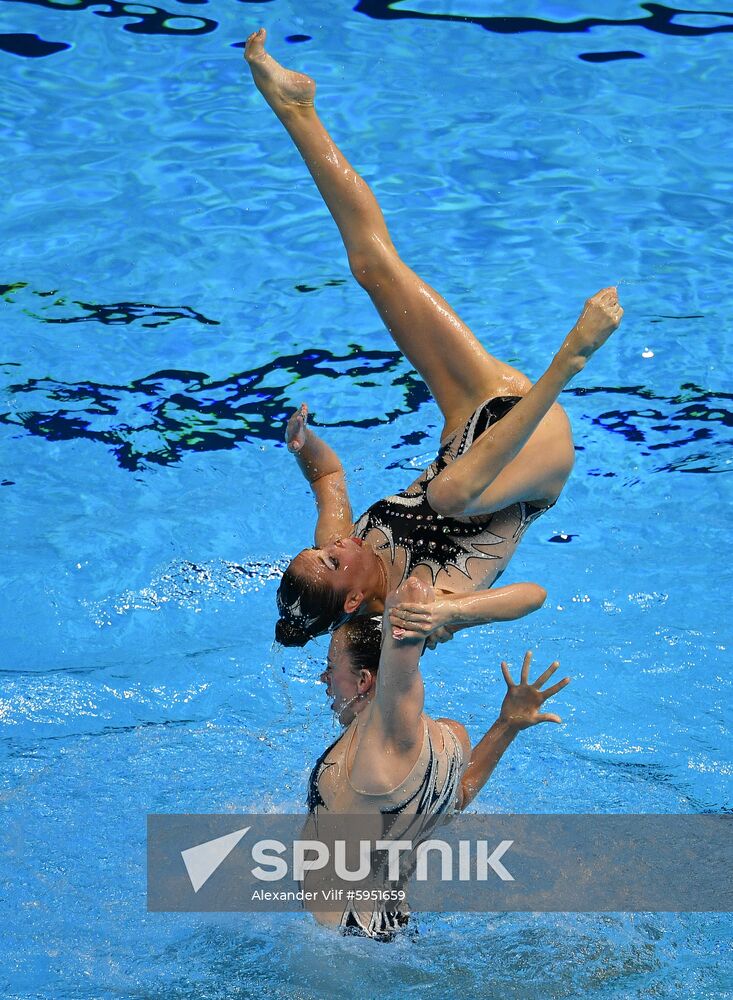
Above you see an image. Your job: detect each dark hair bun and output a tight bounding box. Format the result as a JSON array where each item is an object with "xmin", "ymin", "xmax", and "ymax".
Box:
[{"xmin": 275, "ymin": 618, "xmax": 310, "ymax": 647}]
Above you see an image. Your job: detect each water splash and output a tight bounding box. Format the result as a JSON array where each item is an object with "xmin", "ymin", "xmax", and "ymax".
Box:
[{"xmin": 85, "ymin": 557, "xmax": 288, "ymax": 625}]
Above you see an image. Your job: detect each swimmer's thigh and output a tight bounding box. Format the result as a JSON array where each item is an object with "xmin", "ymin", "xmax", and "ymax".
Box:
[{"xmin": 350, "ymin": 247, "xmax": 527, "ymax": 435}]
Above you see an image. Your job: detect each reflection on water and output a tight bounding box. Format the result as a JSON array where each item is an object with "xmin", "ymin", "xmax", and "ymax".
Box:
[
  {"xmin": 2, "ymin": 358, "xmax": 729, "ymax": 473},
  {"xmin": 6, "ymin": 0, "xmax": 732, "ymax": 65},
  {"xmin": 1, "ymin": 343, "xmax": 428, "ymax": 470},
  {"xmin": 355, "ymin": 1, "xmax": 733, "ymax": 42}
]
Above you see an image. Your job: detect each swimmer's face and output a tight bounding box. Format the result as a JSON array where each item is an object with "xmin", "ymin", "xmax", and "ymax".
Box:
[
  {"xmin": 291, "ymin": 537, "xmax": 371, "ymax": 609},
  {"xmin": 320, "ymin": 629, "xmax": 371, "ymax": 725}
]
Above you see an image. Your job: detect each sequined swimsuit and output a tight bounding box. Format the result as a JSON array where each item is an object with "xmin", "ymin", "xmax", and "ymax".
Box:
[{"xmin": 353, "ymin": 396, "xmax": 553, "ymax": 586}]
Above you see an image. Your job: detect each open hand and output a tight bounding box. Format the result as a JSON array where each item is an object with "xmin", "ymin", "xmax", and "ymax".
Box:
[
  {"xmin": 499, "ymin": 651, "xmax": 570, "ymax": 729},
  {"xmin": 285, "ymin": 403, "xmax": 308, "ymax": 453}
]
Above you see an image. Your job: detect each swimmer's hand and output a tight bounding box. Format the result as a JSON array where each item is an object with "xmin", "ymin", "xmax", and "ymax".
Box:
[
  {"xmin": 285, "ymin": 403, "xmax": 308, "ymax": 453},
  {"xmin": 388, "ymin": 596, "xmax": 455, "ymax": 642},
  {"xmin": 389, "ymin": 584, "xmax": 546, "ymax": 642},
  {"xmin": 499, "ymin": 651, "xmax": 570, "ymax": 729},
  {"xmin": 385, "ymin": 577, "xmax": 436, "ymax": 645},
  {"xmin": 562, "ymin": 287, "xmax": 624, "ymax": 370},
  {"xmin": 425, "ymin": 625, "xmax": 458, "ymax": 650}
]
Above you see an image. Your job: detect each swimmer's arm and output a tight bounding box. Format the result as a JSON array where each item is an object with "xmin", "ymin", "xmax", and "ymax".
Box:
[
  {"xmin": 458, "ymin": 652, "xmax": 570, "ymax": 810},
  {"xmin": 311, "ymin": 473, "xmax": 354, "ymax": 547},
  {"xmin": 285, "ymin": 405, "xmax": 353, "ymax": 545},
  {"xmin": 350, "ymin": 609, "xmax": 425, "ymax": 790},
  {"xmin": 387, "ymin": 583, "xmax": 547, "ymax": 642},
  {"xmin": 365, "ymin": 595, "xmax": 427, "ymax": 752},
  {"xmin": 353, "ymin": 581, "xmax": 434, "ymax": 788},
  {"xmin": 372, "ymin": 621, "xmax": 425, "ymax": 745},
  {"xmin": 457, "ymin": 718, "xmax": 517, "ymax": 811}
]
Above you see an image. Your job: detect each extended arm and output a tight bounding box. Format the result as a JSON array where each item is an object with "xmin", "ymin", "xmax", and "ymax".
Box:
[
  {"xmin": 347, "ymin": 578, "xmax": 430, "ymax": 793},
  {"xmin": 285, "ymin": 403, "xmax": 353, "ymax": 546},
  {"xmin": 458, "ymin": 718, "xmax": 517, "ymax": 810},
  {"xmin": 387, "ymin": 582, "xmax": 547, "ymax": 642},
  {"xmin": 372, "ymin": 579, "xmax": 428, "ymax": 745},
  {"xmin": 458, "ymin": 651, "xmax": 570, "ymax": 810}
]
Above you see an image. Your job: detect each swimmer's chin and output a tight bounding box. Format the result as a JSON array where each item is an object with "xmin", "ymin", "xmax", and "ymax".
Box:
[{"xmin": 331, "ymin": 700, "xmax": 353, "ymax": 725}]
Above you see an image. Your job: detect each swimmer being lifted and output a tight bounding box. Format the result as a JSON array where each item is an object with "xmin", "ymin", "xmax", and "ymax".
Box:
[{"xmin": 244, "ymin": 29, "xmax": 623, "ymax": 647}]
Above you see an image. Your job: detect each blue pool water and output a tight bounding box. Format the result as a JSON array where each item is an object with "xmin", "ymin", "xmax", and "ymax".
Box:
[{"xmin": 2, "ymin": 0, "xmax": 732, "ymax": 996}]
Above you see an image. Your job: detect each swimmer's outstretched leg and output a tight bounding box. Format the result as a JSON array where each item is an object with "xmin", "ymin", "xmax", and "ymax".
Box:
[
  {"xmin": 426, "ymin": 288, "xmax": 623, "ymax": 516},
  {"xmin": 244, "ymin": 28, "xmax": 511, "ymax": 437}
]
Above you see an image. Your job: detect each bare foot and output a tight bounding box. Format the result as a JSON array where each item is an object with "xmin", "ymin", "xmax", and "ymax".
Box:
[
  {"xmin": 244, "ymin": 28, "xmax": 316, "ymax": 112},
  {"xmin": 560, "ymin": 286, "xmax": 624, "ymax": 374}
]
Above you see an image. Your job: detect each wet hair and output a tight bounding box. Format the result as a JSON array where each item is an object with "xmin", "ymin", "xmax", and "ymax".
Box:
[
  {"xmin": 275, "ymin": 558, "xmax": 351, "ymax": 647},
  {"xmin": 338, "ymin": 617, "xmax": 383, "ymax": 675}
]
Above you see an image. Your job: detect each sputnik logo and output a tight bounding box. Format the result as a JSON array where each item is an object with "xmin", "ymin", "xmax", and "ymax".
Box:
[{"xmin": 181, "ymin": 826, "xmax": 250, "ymax": 893}]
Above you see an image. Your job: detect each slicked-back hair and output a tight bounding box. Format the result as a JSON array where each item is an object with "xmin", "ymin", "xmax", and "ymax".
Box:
[
  {"xmin": 275, "ymin": 558, "xmax": 351, "ymax": 647},
  {"xmin": 338, "ymin": 616, "xmax": 383, "ymax": 675}
]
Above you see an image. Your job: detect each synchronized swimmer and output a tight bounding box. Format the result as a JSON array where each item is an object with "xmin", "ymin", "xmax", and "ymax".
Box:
[
  {"xmin": 244, "ymin": 28, "xmax": 621, "ymax": 940},
  {"xmin": 303, "ymin": 578, "xmax": 570, "ymax": 939},
  {"xmin": 242, "ymin": 29, "xmax": 622, "ymax": 650}
]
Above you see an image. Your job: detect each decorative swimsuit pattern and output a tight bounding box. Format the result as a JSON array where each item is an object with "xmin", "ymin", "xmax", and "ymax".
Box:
[{"xmin": 353, "ymin": 396, "xmax": 553, "ymax": 586}]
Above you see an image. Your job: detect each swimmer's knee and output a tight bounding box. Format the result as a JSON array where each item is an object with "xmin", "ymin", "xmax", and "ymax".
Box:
[{"xmin": 426, "ymin": 477, "xmax": 466, "ymax": 518}]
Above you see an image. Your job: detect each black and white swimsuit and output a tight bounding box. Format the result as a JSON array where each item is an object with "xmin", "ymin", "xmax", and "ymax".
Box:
[
  {"xmin": 305, "ymin": 718, "xmax": 465, "ymax": 941},
  {"xmin": 353, "ymin": 396, "xmax": 553, "ymax": 586}
]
